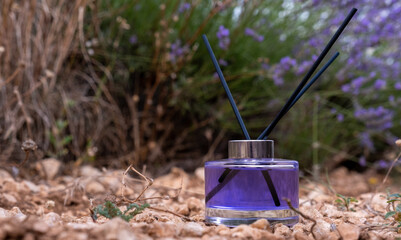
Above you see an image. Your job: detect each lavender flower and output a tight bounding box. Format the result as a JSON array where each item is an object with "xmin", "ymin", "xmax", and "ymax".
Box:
[
  {"xmin": 358, "ymin": 132, "xmax": 374, "ymax": 151},
  {"xmin": 216, "ymin": 25, "xmax": 230, "ymax": 50},
  {"xmin": 359, "ymin": 156, "xmax": 366, "ymax": 167},
  {"xmin": 376, "ymin": 159, "xmax": 389, "ymax": 169},
  {"xmin": 337, "ymin": 113, "xmax": 344, "ymax": 122},
  {"xmin": 354, "ymin": 106, "xmax": 394, "ymax": 131},
  {"xmin": 129, "ymin": 35, "xmax": 138, "ymax": 44},
  {"xmin": 279, "ymin": 56, "xmax": 296, "ymax": 71},
  {"xmin": 178, "ymin": 3, "xmax": 191, "ymax": 13},
  {"xmin": 244, "ymin": 28, "xmax": 264, "ymax": 42},
  {"xmin": 169, "ymin": 40, "xmax": 189, "ymax": 63},
  {"xmin": 261, "ymin": 62, "xmax": 269, "ymax": 71},
  {"xmin": 218, "ymin": 59, "xmax": 228, "ymax": 66},
  {"xmin": 374, "ymin": 79, "xmax": 386, "ymax": 90},
  {"xmin": 341, "ymin": 77, "xmax": 366, "ymax": 95}
]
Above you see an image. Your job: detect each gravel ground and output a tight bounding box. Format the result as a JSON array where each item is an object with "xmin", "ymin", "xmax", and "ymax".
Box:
[{"xmin": 0, "ymin": 160, "xmax": 400, "ymax": 240}]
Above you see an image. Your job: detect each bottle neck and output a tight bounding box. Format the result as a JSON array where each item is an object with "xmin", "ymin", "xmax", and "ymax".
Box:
[{"xmin": 228, "ymin": 140, "xmax": 274, "ymax": 159}]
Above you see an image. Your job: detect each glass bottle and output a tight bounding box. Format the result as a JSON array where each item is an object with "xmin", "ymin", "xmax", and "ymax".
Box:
[{"xmin": 205, "ymin": 140, "xmax": 299, "ymax": 227}]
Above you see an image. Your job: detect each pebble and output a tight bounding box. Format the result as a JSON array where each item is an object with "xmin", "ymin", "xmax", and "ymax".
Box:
[
  {"xmin": 293, "ymin": 231, "xmax": 312, "ymax": 240},
  {"xmin": 186, "ymin": 197, "xmax": 203, "ymax": 212},
  {"xmin": 32, "ymin": 221, "xmax": 49, "ymax": 233},
  {"xmin": 215, "ymin": 224, "xmax": 230, "ymax": 236},
  {"xmin": 2, "ymin": 193, "xmax": 17, "ymax": 205},
  {"xmin": 149, "ymin": 222, "xmax": 177, "ymax": 238},
  {"xmin": 80, "ymin": 165, "xmax": 101, "ymax": 177},
  {"xmin": 194, "ymin": 167, "xmax": 204, "ymax": 181},
  {"xmin": 337, "ymin": 223, "xmax": 360, "ymax": 240},
  {"xmin": 36, "ymin": 158, "xmax": 62, "ymax": 180},
  {"xmin": 180, "ymin": 222, "xmax": 204, "ymax": 237},
  {"xmin": 21, "ymin": 180, "xmax": 40, "ymax": 193},
  {"xmin": 250, "ymin": 219, "xmax": 271, "ymax": 231},
  {"xmin": 274, "ymin": 223, "xmax": 291, "ymax": 238},
  {"xmin": 43, "ymin": 212, "xmax": 62, "ymax": 226},
  {"xmin": 176, "ymin": 205, "xmax": 189, "ymax": 216},
  {"xmin": 0, "ymin": 169, "xmax": 13, "ymax": 179},
  {"xmin": 2, "ymin": 179, "xmax": 20, "ymax": 192},
  {"xmin": 85, "ymin": 181, "xmax": 105, "ymax": 194},
  {"xmin": 9, "ymin": 207, "xmax": 26, "ymax": 221},
  {"xmin": 312, "ymin": 219, "xmax": 332, "ymax": 239}
]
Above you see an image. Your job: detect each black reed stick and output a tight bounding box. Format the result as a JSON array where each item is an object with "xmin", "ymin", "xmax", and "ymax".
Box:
[
  {"xmin": 202, "ymin": 35, "xmax": 251, "ymax": 140},
  {"xmin": 206, "ymin": 52, "xmax": 341, "ymax": 203},
  {"xmin": 258, "ymin": 8, "xmax": 357, "ymax": 140},
  {"xmin": 202, "ymin": 34, "xmax": 280, "ymax": 205},
  {"xmin": 262, "ymin": 52, "xmax": 340, "ymax": 138}
]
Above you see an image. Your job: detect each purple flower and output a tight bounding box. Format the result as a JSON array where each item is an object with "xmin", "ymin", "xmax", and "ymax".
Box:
[
  {"xmin": 261, "ymin": 63, "xmax": 269, "ymax": 71},
  {"xmin": 341, "ymin": 77, "xmax": 366, "ymax": 95},
  {"xmin": 354, "ymin": 106, "xmax": 394, "ymax": 131},
  {"xmin": 296, "ymin": 60, "xmax": 312, "ymax": 76},
  {"xmin": 337, "ymin": 113, "xmax": 344, "ymax": 122},
  {"xmin": 218, "ymin": 59, "xmax": 228, "ymax": 66},
  {"xmin": 394, "ymin": 82, "xmax": 401, "ymax": 90},
  {"xmin": 244, "ymin": 28, "xmax": 264, "ymax": 42},
  {"xmin": 376, "ymin": 160, "xmax": 390, "ymax": 169},
  {"xmin": 374, "ymin": 79, "xmax": 386, "ymax": 90},
  {"xmin": 358, "ymin": 132, "xmax": 374, "ymax": 151},
  {"xmin": 279, "ymin": 56, "xmax": 296, "ymax": 71},
  {"xmin": 129, "ymin": 35, "xmax": 138, "ymax": 44},
  {"xmin": 169, "ymin": 40, "xmax": 189, "ymax": 63},
  {"xmin": 213, "ymin": 72, "xmax": 219, "ymax": 79},
  {"xmin": 389, "ymin": 95, "xmax": 395, "ymax": 103},
  {"xmin": 178, "ymin": 3, "xmax": 191, "ymax": 13},
  {"xmin": 216, "ymin": 25, "xmax": 230, "ymax": 50},
  {"xmin": 341, "ymin": 84, "xmax": 351, "ymax": 93},
  {"xmin": 359, "ymin": 156, "xmax": 367, "ymax": 167},
  {"xmin": 244, "ymin": 28, "xmax": 255, "ymax": 36},
  {"xmin": 273, "ymin": 77, "xmax": 284, "ymax": 86}
]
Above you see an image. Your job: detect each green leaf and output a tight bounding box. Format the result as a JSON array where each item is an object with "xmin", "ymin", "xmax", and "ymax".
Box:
[
  {"xmin": 61, "ymin": 135, "xmax": 73, "ymax": 145},
  {"xmin": 388, "ymin": 193, "xmax": 401, "ymax": 198},
  {"xmin": 350, "ymin": 197, "xmax": 358, "ymax": 203},
  {"xmin": 387, "ymin": 199, "xmax": 398, "ymax": 203},
  {"xmin": 396, "ymin": 204, "xmax": 401, "ymax": 212},
  {"xmin": 56, "ymin": 120, "xmax": 68, "ymax": 129},
  {"xmin": 335, "ymin": 199, "xmax": 343, "ymax": 204},
  {"xmin": 336, "ymin": 193, "xmax": 345, "ymax": 199},
  {"xmin": 385, "ymin": 211, "xmax": 396, "ymax": 219}
]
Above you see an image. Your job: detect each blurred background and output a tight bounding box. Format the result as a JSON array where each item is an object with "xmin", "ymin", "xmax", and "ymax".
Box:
[{"xmin": 1, "ymin": 0, "xmax": 400, "ymax": 176}]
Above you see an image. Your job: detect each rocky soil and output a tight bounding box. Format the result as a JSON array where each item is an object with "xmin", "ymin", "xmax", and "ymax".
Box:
[{"xmin": 0, "ymin": 159, "xmax": 400, "ymax": 240}]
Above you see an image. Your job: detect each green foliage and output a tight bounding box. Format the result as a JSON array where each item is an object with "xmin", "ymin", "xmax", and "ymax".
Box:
[
  {"xmin": 384, "ymin": 191, "xmax": 401, "ymax": 229},
  {"xmin": 89, "ymin": 0, "xmax": 337, "ymax": 166},
  {"xmin": 335, "ymin": 193, "xmax": 358, "ymax": 212},
  {"xmin": 91, "ymin": 201, "xmax": 150, "ymax": 222},
  {"xmin": 47, "ymin": 119, "xmax": 73, "ymax": 158}
]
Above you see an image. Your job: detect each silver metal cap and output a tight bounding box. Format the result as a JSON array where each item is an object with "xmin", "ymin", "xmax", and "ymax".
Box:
[{"xmin": 228, "ymin": 140, "xmax": 274, "ymax": 159}]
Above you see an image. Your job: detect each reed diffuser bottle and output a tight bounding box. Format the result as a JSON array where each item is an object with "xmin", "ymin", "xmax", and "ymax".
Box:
[
  {"xmin": 201, "ymin": 6, "xmax": 357, "ymax": 228},
  {"xmin": 205, "ymin": 140, "xmax": 299, "ymax": 226}
]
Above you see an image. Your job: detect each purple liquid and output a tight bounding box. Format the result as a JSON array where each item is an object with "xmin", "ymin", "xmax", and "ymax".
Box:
[{"xmin": 205, "ymin": 158, "xmax": 299, "ymax": 225}]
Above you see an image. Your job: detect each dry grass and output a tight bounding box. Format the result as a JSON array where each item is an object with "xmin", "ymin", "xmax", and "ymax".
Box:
[{"xmin": 0, "ymin": 0, "xmax": 127, "ymax": 164}]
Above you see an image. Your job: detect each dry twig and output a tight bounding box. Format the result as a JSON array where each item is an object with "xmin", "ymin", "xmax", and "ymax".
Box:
[
  {"xmin": 120, "ymin": 164, "xmax": 192, "ymax": 221},
  {"xmin": 284, "ymin": 198, "xmax": 317, "ymax": 240},
  {"xmin": 148, "ymin": 206, "xmax": 191, "ymax": 221}
]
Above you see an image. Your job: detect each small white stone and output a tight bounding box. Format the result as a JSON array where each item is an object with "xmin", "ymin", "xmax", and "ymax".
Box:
[{"xmin": 180, "ymin": 222, "xmax": 204, "ymax": 237}]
